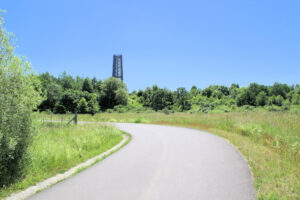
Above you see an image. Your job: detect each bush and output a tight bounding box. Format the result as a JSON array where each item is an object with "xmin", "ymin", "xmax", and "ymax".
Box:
[
  {"xmin": 256, "ymin": 91, "xmax": 268, "ymax": 106},
  {"xmin": 0, "ymin": 13, "xmax": 41, "ymax": 187},
  {"xmin": 99, "ymin": 77, "xmax": 128, "ymax": 110},
  {"xmin": 87, "ymin": 95, "xmax": 99, "ymax": 115},
  {"xmin": 162, "ymin": 108, "xmax": 170, "ymax": 115},
  {"xmin": 54, "ymin": 103, "xmax": 66, "ymax": 114},
  {"xmin": 77, "ymin": 97, "xmax": 89, "ymax": 114}
]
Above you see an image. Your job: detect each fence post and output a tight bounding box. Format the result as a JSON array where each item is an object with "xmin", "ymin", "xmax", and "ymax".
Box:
[{"xmin": 74, "ymin": 111, "xmax": 78, "ymax": 125}]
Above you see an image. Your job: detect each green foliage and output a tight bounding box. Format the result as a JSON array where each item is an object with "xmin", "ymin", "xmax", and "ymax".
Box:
[
  {"xmin": 59, "ymin": 71, "xmax": 76, "ymax": 90},
  {"xmin": 149, "ymin": 86, "xmax": 173, "ymax": 111},
  {"xmin": 0, "ymin": 13, "xmax": 42, "ymax": 187},
  {"xmin": 269, "ymin": 82, "xmax": 290, "ymax": 99},
  {"xmin": 77, "ymin": 97, "xmax": 89, "ymax": 114},
  {"xmin": 190, "ymin": 85, "xmax": 200, "ymax": 97},
  {"xmin": 82, "ymin": 77, "xmax": 93, "ymax": 93},
  {"xmin": 256, "ymin": 91, "xmax": 268, "ymax": 106},
  {"xmin": 268, "ymin": 95, "xmax": 284, "ymax": 106},
  {"xmin": 99, "ymin": 77, "xmax": 128, "ymax": 110},
  {"xmin": 38, "ymin": 82, "xmax": 63, "ymax": 111},
  {"xmin": 0, "ymin": 123, "xmax": 124, "ymax": 198},
  {"xmin": 60, "ymin": 89, "xmax": 81, "ymax": 112},
  {"xmin": 87, "ymin": 94, "xmax": 99, "ymax": 115},
  {"xmin": 236, "ymin": 88, "xmax": 256, "ymax": 106},
  {"xmin": 174, "ymin": 87, "xmax": 191, "ymax": 111},
  {"xmin": 36, "ymin": 69, "xmax": 299, "ymax": 114},
  {"xmin": 54, "ymin": 103, "xmax": 66, "ymax": 114},
  {"xmin": 115, "ymin": 87, "xmax": 128, "ymax": 105},
  {"xmin": 229, "ymin": 83, "xmax": 239, "ymax": 99}
]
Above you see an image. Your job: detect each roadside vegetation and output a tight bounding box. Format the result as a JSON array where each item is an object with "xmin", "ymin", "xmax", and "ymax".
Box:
[
  {"xmin": 0, "ymin": 13, "xmax": 125, "ymax": 199},
  {"xmin": 0, "ymin": 11, "xmax": 42, "ymax": 190},
  {"xmin": 0, "ymin": 122, "xmax": 124, "ymax": 198},
  {"xmin": 41, "ymin": 111, "xmax": 300, "ymax": 199}
]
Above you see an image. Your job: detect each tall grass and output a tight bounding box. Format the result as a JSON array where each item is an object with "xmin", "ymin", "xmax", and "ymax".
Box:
[
  {"xmin": 63, "ymin": 111, "xmax": 300, "ymax": 200},
  {"xmin": 0, "ymin": 123, "xmax": 124, "ymax": 198}
]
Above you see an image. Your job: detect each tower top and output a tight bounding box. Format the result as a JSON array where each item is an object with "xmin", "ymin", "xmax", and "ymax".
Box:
[{"xmin": 112, "ymin": 55, "xmax": 123, "ymax": 81}]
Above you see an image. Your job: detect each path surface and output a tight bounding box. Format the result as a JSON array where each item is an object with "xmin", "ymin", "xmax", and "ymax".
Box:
[{"xmin": 28, "ymin": 123, "xmax": 256, "ymax": 200}]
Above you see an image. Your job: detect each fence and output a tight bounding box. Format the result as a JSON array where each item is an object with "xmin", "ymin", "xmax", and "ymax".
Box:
[{"xmin": 40, "ymin": 112, "xmax": 78, "ymax": 125}]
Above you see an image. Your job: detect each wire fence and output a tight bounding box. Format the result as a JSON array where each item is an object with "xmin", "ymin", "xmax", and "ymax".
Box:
[{"xmin": 40, "ymin": 112, "xmax": 77, "ymax": 125}]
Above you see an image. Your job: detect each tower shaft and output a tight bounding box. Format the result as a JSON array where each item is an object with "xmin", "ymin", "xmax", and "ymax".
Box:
[{"xmin": 112, "ymin": 55, "xmax": 123, "ymax": 81}]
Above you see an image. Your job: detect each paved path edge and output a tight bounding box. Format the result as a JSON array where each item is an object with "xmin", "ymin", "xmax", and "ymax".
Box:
[{"xmin": 5, "ymin": 134, "xmax": 130, "ymax": 200}]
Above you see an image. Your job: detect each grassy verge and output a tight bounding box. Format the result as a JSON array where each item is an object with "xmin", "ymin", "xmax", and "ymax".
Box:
[
  {"xmin": 0, "ymin": 123, "xmax": 124, "ymax": 199},
  {"xmin": 53, "ymin": 111, "xmax": 299, "ymax": 200}
]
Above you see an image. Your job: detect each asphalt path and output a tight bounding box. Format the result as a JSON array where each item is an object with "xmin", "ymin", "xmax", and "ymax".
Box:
[{"xmin": 28, "ymin": 123, "xmax": 256, "ymax": 200}]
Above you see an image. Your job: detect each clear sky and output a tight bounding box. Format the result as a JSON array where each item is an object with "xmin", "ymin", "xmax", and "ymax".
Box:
[{"xmin": 1, "ymin": 0, "xmax": 300, "ymax": 91}]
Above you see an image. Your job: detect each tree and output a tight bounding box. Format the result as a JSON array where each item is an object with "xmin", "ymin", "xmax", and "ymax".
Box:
[
  {"xmin": 190, "ymin": 86, "xmax": 200, "ymax": 97},
  {"xmin": 82, "ymin": 77, "xmax": 93, "ymax": 93},
  {"xmin": 60, "ymin": 89, "xmax": 81, "ymax": 112},
  {"xmin": 217, "ymin": 86, "xmax": 229, "ymax": 96},
  {"xmin": 91, "ymin": 77, "xmax": 98, "ymax": 92},
  {"xmin": 99, "ymin": 77, "xmax": 128, "ymax": 110},
  {"xmin": 38, "ymin": 82, "xmax": 63, "ymax": 111},
  {"xmin": 212, "ymin": 90, "xmax": 223, "ymax": 99},
  {"xmin": 140, "ymin": 87, "xmax": 153, "ymax": 107},
  {"xmin": 202, "ymin": 87, "xmax": 213, "ymax": 98},
  {"xmin": 87, "ymin": 94, "xmax": 99, "ymax": 115},
  {"xmin": 268, "ymin": 95, "xmax": 284, "ymax": 106},
  {"xmin": 0, "ymin": 12, "xmax": 42, "ymax": 186},
  {"xmin": 275, "ymin": 95, "xmax": 284, "ymax": 106},
  {"xmin": 54, "ymin": 103, "xmax": 66, "ymax": 114},
  {"xmin": 229, "ymin": 83, "xmax": 239, "ymax": 99},
  {"xmin": 174, "ymin": 87, "xmax": 191, "ymax": 111},
  {"xmin": 256, "ymin": 91, "xmax": 267, "ymax": 106},
  {"xmin": 236, "ymin": 88, "xmax": 256, "ymax": 106},
  {"xmin": 291, "ymin": 93, "xmax": 300, "ymax": 105},
  {"xmin": 75, "ymin": 76, "xmax": 84, "ymax": 90},
  {"xmin": 95, "ymin": 80, "xmax": 103, "ymax": 93},
  {"xmin": 77, "ymin": 97, "xmax": 89, "ymax": 113},
  {"xmin": 59, "ymin": 71, "xmax": 76, "ymax": 90},
  {"xmin": 151, "ymin": 87, "xmax": 171, "ymax": 111},
  {"xmin": 115, "ymin": 88, "xmax": 128, "ymax": 105},
  {"xmin": 269, "ymin": 82, "xmax": 291, "ymax": 99}
]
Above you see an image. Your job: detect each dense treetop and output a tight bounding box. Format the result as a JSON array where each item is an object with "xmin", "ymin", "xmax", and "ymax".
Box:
[{"xmin": 37, "ymin": 71, "xmax": 300, "ymax": 114}]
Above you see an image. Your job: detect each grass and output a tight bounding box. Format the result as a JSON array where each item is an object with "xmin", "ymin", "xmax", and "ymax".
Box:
[
  {"xmin": 0, "ymin": 122, "xmax": 124, "ymax": 199},
  {"xmin": 40, "ymin": 111, "xmax": 300, "ymax": 200}
]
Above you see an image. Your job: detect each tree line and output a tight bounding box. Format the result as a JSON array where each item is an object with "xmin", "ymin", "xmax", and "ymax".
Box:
[
  {"xmin": 37, "ymin": 72, "xmax": 300, "ymax": 114},
  {"xmin": 38, "ymin": 72, "xmax": 128, "ymax": 114}
]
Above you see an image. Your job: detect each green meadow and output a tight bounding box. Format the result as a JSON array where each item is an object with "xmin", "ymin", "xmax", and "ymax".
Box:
[
  {"xmin": 0, "ymin": 123, "xmax": 124, "ymax": 198},
  {"xmin": 40, "ymin": 111, "xmax": 300, "ymax": 200}
]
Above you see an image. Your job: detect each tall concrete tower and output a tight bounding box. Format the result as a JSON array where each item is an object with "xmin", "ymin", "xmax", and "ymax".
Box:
[{"xmin": 112, "ymin": 54, "xmax": 123, "ymax": 81}]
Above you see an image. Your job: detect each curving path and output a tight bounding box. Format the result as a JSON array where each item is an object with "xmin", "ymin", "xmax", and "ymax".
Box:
[{"xmin": 28, "ymin": 123, "xmax": 256, "ymax": 200}]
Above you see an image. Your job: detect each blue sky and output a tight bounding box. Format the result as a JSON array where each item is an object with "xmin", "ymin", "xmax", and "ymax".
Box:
[{"xmin": 1, "ymin": 0, "xmax": 300, "ymax": 91}]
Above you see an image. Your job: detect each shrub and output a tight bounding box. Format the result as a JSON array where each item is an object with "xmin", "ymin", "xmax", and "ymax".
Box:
[
  {"xmin": 256, "ymin": 91, "xmax": 268, "ymax": 106},
  {"xmin": 77, "ymin": 97, "xmax": 89, "ymax": 114},
  {"xmin": 54, "ymin": 103, "xmax": 66, "ymax": 114},
  {"xmin": 0, "ymin": 13, "xmax": 42, "ymax": 187},
  {"xmin": 99, "ymin": 77, "xmax": 128, "ymax": 110},
  {"xmin": 87, "ymin": 95, "xmax": 99, "ymax": 115}
]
